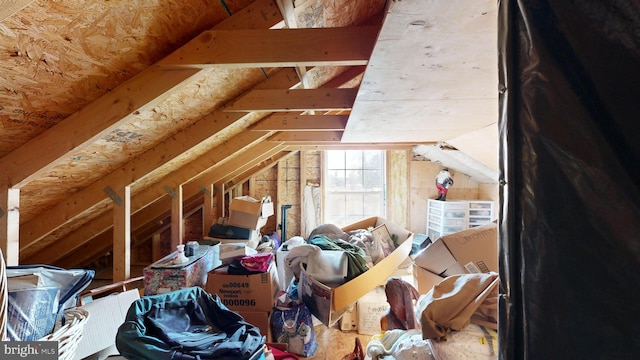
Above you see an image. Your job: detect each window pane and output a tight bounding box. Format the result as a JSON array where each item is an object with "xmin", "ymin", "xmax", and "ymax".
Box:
[
  {"xmin": 325, "ymin": 193, "xmax": 346, "ymax": 218},
  {"xmin": 345, "ymin": 151, "xmax": 363, "ymax": 169},
  {"xmin": 346, "ymin": 169, "xmax": 363, "ymax": 190},
  {"xmin": 345, "ymin": 193, "xmax": 364, "ymax": 217},
  {"xmin": 363, "ymin": 169, "xmax": 383, "ymax": 190},
  {"xmin": 363, "ymin": 150, "xmax": 382, "ymax": 169},
  {"xmin": 327, "ymin": 169, "xmax": 346, "ymax": 190},
  {"xmin": 327, "ymin": 150, "xmax": 345, "ymax": 169}
]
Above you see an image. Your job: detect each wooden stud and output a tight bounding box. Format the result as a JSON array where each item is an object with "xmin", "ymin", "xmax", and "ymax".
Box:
[
  {"xmin": 0, "ymin": 188, "xmax": 20, "ymax": 265},
  {"xmin": 252, "ymin": 114, "xmax": 348, "ymax": 131},
  {"xmin": 158, "ymin": 26, "xmax": 378, "ymax": 68},
  {"xmin": 112, "ymin": 186, "xmax": 131, "ymax": 282},
  {"xmin": 225, "ymin": 88, "xmax": 358, "ymax": 112}
]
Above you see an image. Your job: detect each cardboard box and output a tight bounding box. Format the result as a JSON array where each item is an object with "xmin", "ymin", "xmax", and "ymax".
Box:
[
  {"xmin": 74, "ymin": 289, "xmax": 140, "ymax": 360},
  {"xmin": 205, "ymin": 262, "xmax": 279, "ymax": 313},
  {"xmin": 228, "ymin": 196, "xmax": 274, "ymax": 230},
  {"xmin": 239, "ymin": 310, "xmax": 272, "ymax": 342},
  {"xmin": 413, "ymin": 222, "xmax": 497, "ymax": 276},
  {"xmin": 412, "ymin": 262, "xmax": 445, "ymax": 294},
  {"xmin": 143, "ymin": 244, "xmax": 220, "ymax": 296},
  {"xmin": 299, "ymin": 217, "xmax": 413, "ymax": 326},
  {"xmin": 356, "ymin": 285, "xmax": 390, "ymax": 335}
]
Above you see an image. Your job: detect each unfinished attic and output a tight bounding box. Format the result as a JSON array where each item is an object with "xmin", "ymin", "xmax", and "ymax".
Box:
[
  {"xmin": 0, "ymin": 0, "xmax": 499, "ymax": 274},
  {"xmin": 3, "ymin": 0, "xmax": 635, "ymax": 359}
]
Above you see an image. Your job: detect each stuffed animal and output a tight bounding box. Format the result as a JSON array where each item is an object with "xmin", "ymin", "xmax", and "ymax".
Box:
[{"xmin": 435, "ymin": 168, "xmax": 454, "ymax": 201}]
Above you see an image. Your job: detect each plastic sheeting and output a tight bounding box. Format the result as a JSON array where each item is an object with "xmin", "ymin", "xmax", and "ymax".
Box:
[
  {"xmin": 5, "ymin": 265, "xmax": 94, "ymax": 341},
  {"xmin": 498, "ymin": 0, "xmax": 640, "ymax": 358}
]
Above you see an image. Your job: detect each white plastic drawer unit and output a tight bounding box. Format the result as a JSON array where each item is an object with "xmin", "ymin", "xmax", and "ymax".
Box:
[
  {"xmin": 427, "ymin": 200, "xmax": 469, "ymax": 239},
  {"xmin": 427, "ymin": 199, "xmax": 495, "ymax": 238},
  {"xmin": 468, "ymin": 201, "xmax": 495, "ymax": 228}
]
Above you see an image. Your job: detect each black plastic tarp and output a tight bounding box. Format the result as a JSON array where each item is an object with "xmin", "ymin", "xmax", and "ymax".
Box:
[{"xmin": 499, "ymin": 0, "xmax": 640, "ymax": 359}]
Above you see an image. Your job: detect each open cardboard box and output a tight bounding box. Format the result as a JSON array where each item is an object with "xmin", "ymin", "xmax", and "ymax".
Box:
[
  {"xmin": 414, "ymin": 221, "xmax": 498, "ymax": 276},
  {"xmin": 299, "ymin": 216, "xmax": 413, "ymax": 326},
  {"xmin": 228, "ymin": 195, "xmax": 274, "ymax": 230}
]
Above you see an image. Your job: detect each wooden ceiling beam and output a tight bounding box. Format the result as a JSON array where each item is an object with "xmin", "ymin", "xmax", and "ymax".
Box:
[
  {"xmin": 131, "ymin": 130, "xmax": 272, "ymax": 211},
  {"xmin": 24, "ymin": 142, "xmax": 286, "ymax": 264},
  {"xmin": 268, "ymin": 131, "xmax": 344, "ymax": 142},
  {"xmin": 21, "ymin": 211, "xmax": 113, "ymax": 263},
  {"xmin": 225, "ymin": 88, "xmax": 358, "ymax": 112},
  {"xmin": 52, "ymin": 232, "xmax": 113, "ymax": 269},
  {"xmin": 18, "ymin": 68, "xmax": 300, "ymax": 250},
  {"xmin": 252, "ymin": 114, "xmax": 348, "ymax": 131},
  {"xmin": 214, "ymin": 145, "xmax": 288, "ymax": 186},
  {"xmin": 184, "ymin": 142, "xmax": 286, "ymax": 195},
  {"xmin": 158, "ymin": 26, "xmax": 378, "ymax": 68},
  {"xmin": 222, "ymin": 150, "xmax": 296, "ymax": 190},
  {"xmin": 285, "ymin": 143, "xmax": 418, "ymax": 150}
]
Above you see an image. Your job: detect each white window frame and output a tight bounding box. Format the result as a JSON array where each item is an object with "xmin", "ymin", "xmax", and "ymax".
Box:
[{"xmin": 322, "ymin": 150, "xmax": 386, "ymax": 227}]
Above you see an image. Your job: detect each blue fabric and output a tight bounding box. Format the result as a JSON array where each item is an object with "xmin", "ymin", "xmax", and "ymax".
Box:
[{"xmin": 116, "ymin": 287, "xmax": 265, "ymax": 360}]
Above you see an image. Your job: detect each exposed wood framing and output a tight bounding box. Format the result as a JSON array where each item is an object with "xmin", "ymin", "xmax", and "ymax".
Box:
[
  {"xmin": 18, "ymin": 68, "xmax": 300, "ymax": 251},
  {"xmin": 252, "ymin": 114, "xmax": 348, "ymax": 131},
  {"xmin": 112, "ymin": 186, "xmax": 131, "ymax": 282},
  {"xmin": 225, "ymin": 88, "xmax": 358, "ymax": 112},
  {"xmin": 1, "ymin": 67, "xmax": 201, "ymax": 189},
  {"xmin": 0, "ymin": 188, "xmax": 19, "ymax": 265},
  {"xmin": 158, "ymin": 27, "xmax": 377, "ymax": 68},
  {"xmin": 170, "ymin": 185, "xmax": 183, "ymax": 249},
  {"xmin": 268, "ymin": 131, "xmax": 344, "ymax": 142}
]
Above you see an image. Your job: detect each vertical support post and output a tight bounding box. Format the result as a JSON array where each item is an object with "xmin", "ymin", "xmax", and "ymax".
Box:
[
  {"xmin": 112, "ymin": 186, "xmax": 131, "ymax": 282},
  {"xmin": 170, "ymin": 185, "xmax": 184, "ymax": 250},
  {"xmin": 152, "ymin": 233, "xmax": 162, "ymax": 262},
  {"xmin": 201, "ymin": 184, "xmax": 215, "ymax": 236},
  {"xmin": 0, "ymin": 188, "xmax": 20, "ymax": 266}
]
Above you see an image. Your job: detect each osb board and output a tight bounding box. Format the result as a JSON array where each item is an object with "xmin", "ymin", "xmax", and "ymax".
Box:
[
  {"xmin": 251, "ymin": 166, "xmax": 279, "ymax": 234},
  {"xmin": 323, "ymin": 0, "xmax": 386, "ymax": 27},
  {"xmin": 8, "ymin": 0, "xmax": 386, "ymax": 265},
  {"xmin": 18, "ymin": 66, "xmax": 269, "ymax": 221},
  {"xmin": 0, "ymin": 0, "xmax": 237, "ymax": 155},
  {"xmin": 20, "ymin": 199, "xmax": 112, "ymax": 260},
  {"xmin": 277, "ymin": 153, "xmax": 302, "ymax": 239}
]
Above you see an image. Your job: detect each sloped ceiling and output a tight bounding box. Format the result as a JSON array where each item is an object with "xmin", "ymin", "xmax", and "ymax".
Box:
[
  {"xmin": 0, "ymin": 0, "xmax": 498, "ymax": 267},
  {"xmin": 348, "ymin": 0, "xmax": 498, "ymax": 172}
]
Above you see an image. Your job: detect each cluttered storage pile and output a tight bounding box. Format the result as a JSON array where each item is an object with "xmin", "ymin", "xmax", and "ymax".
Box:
[{"xmin": 275, "ymin": 218, "xmax": 500, "ymax": 360}]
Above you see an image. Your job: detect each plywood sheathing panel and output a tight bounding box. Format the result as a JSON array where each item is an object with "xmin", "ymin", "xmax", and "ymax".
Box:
[
  {"xmin": 18, "ymin": 66, "xmax": 270, "ymax": 222},
  {"xmin": 0, "ymin": 0, "xmax": 233, "ymax": 155},
  {"xmin": 323, "ymin": 0, "xmax": 386, "ymax": 27}
]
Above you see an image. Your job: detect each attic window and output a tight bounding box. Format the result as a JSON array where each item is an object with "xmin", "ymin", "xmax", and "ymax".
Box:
[{"xmin": 323, "ymin": 150, "xmax": 386, "ymax": 227}]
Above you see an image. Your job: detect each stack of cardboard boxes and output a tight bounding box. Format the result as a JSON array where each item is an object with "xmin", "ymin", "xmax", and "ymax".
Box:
[{"xmin": 204, "ymin": 195, "xmax": 277, "ymax": 340}]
